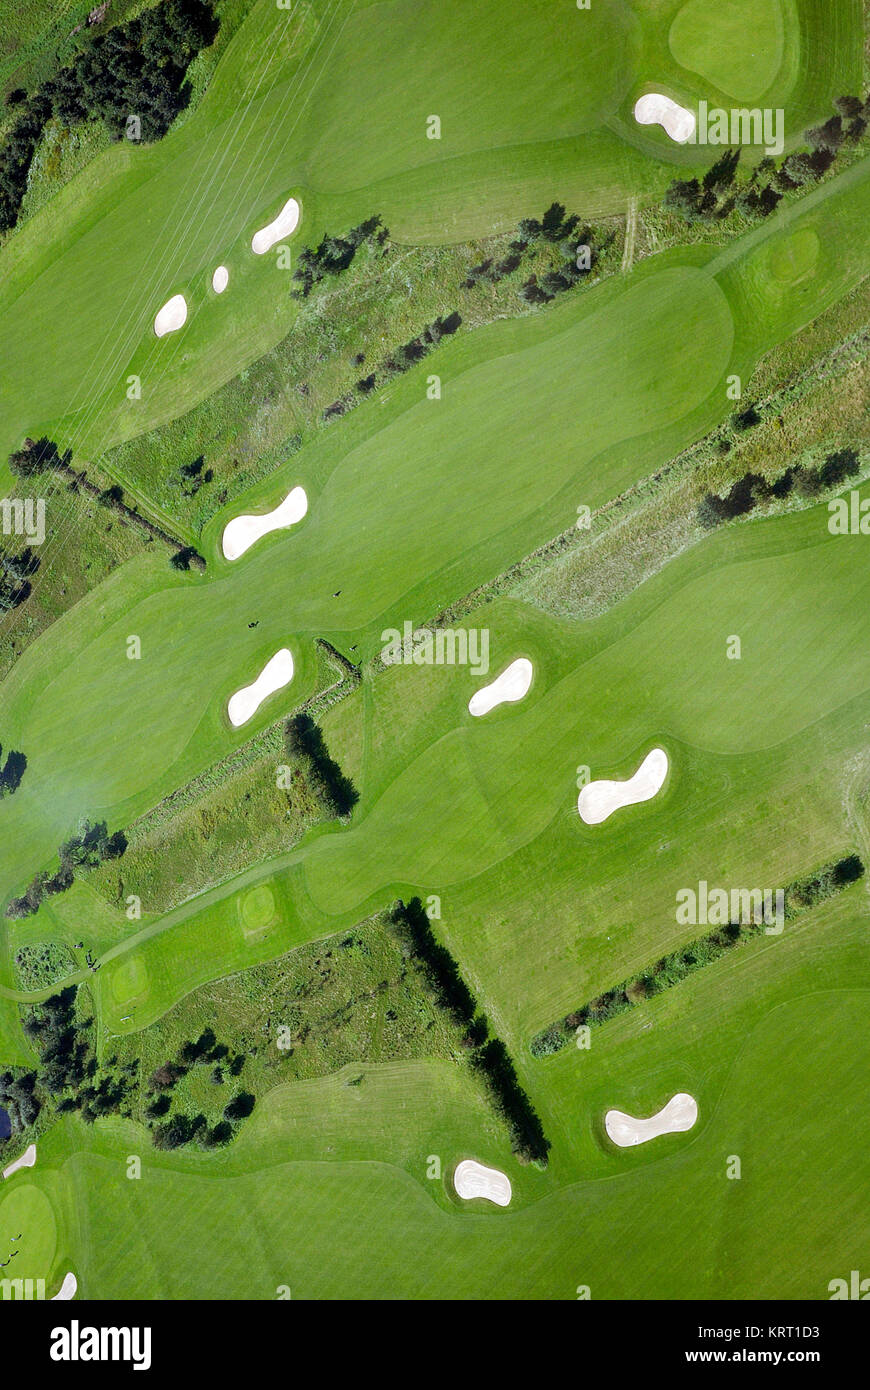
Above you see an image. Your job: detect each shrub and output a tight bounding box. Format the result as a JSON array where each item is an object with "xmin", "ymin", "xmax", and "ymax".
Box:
[
  {"xmin": 224, "ymin": 1091, "xmax": 255, "ymax": 1122},
  {"xmin": 0, "ymin": 747, "xmax": 26, "ymax": 797},
  {"xmin": 152, "ymin": 1115, "xmax": 198, "ymax": 1149},
  {"xmin": 529, "ymin": 1023, "xmax": 569, "ymax": 1058},
  {"xmin": 731, "ymin": 403, "xmax": 761, "ymax": 431},
  {"xmin": 202, "ymin": 1121, "xmax": 232, "ymax": 1147},
  {"xmin": 818, "ymin": 447, "xmax": 860, "ymax": 489}
]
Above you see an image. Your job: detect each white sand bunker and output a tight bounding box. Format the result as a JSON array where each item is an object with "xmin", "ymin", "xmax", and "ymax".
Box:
[
  {"xmin": 221, "ymin": 486, "xmax": 308, "ymax": 561},
  {"xmin": 153, "ymin": 293, "xmax": 188, "ymax": 337},
  {"xmin": 52, "ymin": 1272, "xmax": 78, "ymax": 1300},
  {"xmin": 605, "ymin": 1092, "xmax": 698, "ymax": 1147},
  {"xmin": 634, "ymin": 93, "xmax": 696, "ymax": 143},
  {"xmin": 469, "ymin": 658, "xmax": 533, "ymax": 717},
  {"xmin": 251, "ymin": 195, "xmax": 300, "ymax": 254},
  {"xmin": 578, "ymin": 747, "xmax": 668, "ymax": 825},
  {"xmin": 2, "ymin": 1142, "xmax": 36, "ymax": 1179},
  {"xmin": 453, "ymin": 1158, "xmax": 512, "ymax": 1207},
  {"xmin": 212, "ymin": 265, "xmax": 229, "ymax": 293},
  {"xmin": 228, "ymin": 648, "xmax": 294, "ymax": 727}
]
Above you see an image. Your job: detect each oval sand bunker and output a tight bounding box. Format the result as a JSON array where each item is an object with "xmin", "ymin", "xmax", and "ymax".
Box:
[
  {"xmin": 634, "ymin": 93, "xmax": 696, "ymax": 143},
  {"xmin": 154, "ymin": 293, "xmax": 188, "ymax": 337},
  {"xmin": 453, "ymin": 1158, "xmax": 512, "ymax": 1207},
  {"xmin": 228, "ymin": 649, "xmax": 294, "ymax": 727},
  {"xmin": 222, "ymin": 486, "xmax": 308, "ymax": 561},
  {"xmin": 212, "ymin": 265, "xmax": 229, "ymax": 293},
  {"xmin": 469, "ymin": 657, "xmax": 533, "ymax": 717},
  {"xmin": 605, "ymin": 1092, "xmax": 698, "ymax": 1147},
  {"xmin": 252, "ymin": 196, "xmax": 300, "ymax": 255},
  {"xmin": 578, "ymin": 747, "xmax": 668, "ymax": 825}
]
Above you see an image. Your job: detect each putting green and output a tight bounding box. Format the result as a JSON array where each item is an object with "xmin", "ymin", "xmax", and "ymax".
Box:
[
  {"xmin": 240, "ymin": 884, "xmax": 276, "ymax": 934},
  {"xmin": 110, "ymin": 955, "xmax": 149, "ymax": 1009},
  {"xmin": 768, "ymin": 227, "xmax": 820, "ymax": 283},
  {"xmin": 0, "ymin": 1183, "xmax": 57, "ymax": 1286},
  {"xmin": 669, "ymin": 0, "xmax": 785, "ymax": 102}
]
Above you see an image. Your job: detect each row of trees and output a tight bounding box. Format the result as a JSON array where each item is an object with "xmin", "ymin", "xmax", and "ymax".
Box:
[
  {"xmin": 5, "ymin": 439, "xmax": 66, "ymax": 612},
  {"xmin": 516, "ymin": 200, "xmax": 584, "ymax": 245},
  {"xmin": 291, "ymin": 215, "xmax": 386, "ymax": 298},
  {"xmin": 8, "ymin": 435, "xmax": 203, "ymax": 570},
  {"xmin": 697, "ymin": 446, "xmax": 860, "ymax": 529},
  {"xmin": 322, "ymin": 309, "xmax": 463, "ymax": 417},
  {"xmin": 516, "ymin": 202, "xmax": 602, "ymax": 306},
  {"xmin": 531, "ymin": 853, "xmax": 865, "ymax": 1057},
  {"xmin": 457, "ymin": 201, "xmax": 603, "ymax": 306},
  {"xmin": 0, "ymin": 0, "xmax": 218, "ymax": 233},
  {"xmin": 379, "ymin": 311, "xmax": 463, "ymax": 375},
  {"xmin": 458, "ymin": 200, "xmax": 585, "ymax": 293},
  {"xmin": 388, "ymin": 898, "xmax": 550, "ymax": 1164},
  {"xmin": 789, "ymin": 853, "xmax": 864, "ymax": 909},
  {"xmin": 5, "ymin": 819, "xmax": 127, "ymax": 918},
  {"xmin": 462, "ymin": 251, "xmax": 522, "ymax": 289},
  {"xmin": 664, "ymin": 91, "xmax": 870, "ymax": 226},
  {"xmin": 286, "ymin": 712, "xmax": 359, "ymax": 818},
  {"xmin": 664, "ymin": 147, "xmax": 775, "ymax": 223}
]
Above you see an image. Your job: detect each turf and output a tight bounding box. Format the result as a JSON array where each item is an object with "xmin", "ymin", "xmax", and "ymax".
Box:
[
  {"xmin": 0, "ymin": 0, "xmax": 859, "ymax": 474},
  {"xmin": 0, "ymin": 1181, "xmax": 56, "ymax": 1289},
  {"xmin": 0, "ymin": 157, "xmax": 868, "ymax": 910},
  {"xmin": 16, "ymin": 953, "xmax": 870, "ymax": 1297},
  {"xmin": 0, "ymin": 0, "xmax": 867, "ymax": 1304},
  {"xmin": 12, "ymin": 471, "xmax": 869, "ymax": 1047},
  {"xmin": 668, "ymin": 0, "xmax": 786, "ymax": 102}
]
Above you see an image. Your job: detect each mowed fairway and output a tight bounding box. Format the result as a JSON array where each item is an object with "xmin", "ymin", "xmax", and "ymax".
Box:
[{"xmin": 0, "ymin": 0, "xmax": 860, "ymax": 471}]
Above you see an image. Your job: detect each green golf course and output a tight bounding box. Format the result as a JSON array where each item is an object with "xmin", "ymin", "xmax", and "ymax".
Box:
[
  {"xmin": 0, "ymin": 0, "xmax": 860, "ymax": 470},
  {"xmin": 0, "ymin": 0, "xmax": 867, "ymax": 1303}
]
